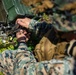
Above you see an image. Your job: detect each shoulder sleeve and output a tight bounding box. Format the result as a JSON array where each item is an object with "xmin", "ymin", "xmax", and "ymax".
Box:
[
  {"xmin": 29, "ymin": 19, "xmax": 39, "ymax": 30},
  {"xmin": 28, "ymin": 19, "xmax": 53, "ymax": 36}
]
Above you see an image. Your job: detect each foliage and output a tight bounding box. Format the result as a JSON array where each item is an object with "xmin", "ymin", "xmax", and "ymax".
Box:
[
  {"xmin": 0, "ymin": 72, "xmax": 4, "ymax": 75},
  {"xmin": 39, "ymin": 13, "xmax": 52, "ymax": 23},
  {"xmin": 0, "ymin": 37, "xmax": 17, "ymax": 53}
]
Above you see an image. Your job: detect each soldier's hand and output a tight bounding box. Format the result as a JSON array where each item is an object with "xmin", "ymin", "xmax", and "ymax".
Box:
[{"xmin": 16, "ymin": 18, "xmax": 31, "ymax": 29}]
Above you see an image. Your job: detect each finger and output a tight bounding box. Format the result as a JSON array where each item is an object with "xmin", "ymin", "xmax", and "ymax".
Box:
[
  {"xmin": 16, "ymin": 18, "xmax": 30, "ymax": 28},
  {"xmin": 16, "ymin": 18, "xmax": 24, "ymax": 23},
  {"xmin": 16, "ymin": 18, "xmax": 22, "ymax": 24},
  {"xmin": 17, "ymin": 20, "xmax": 29, "ymax": 29},
  {"xmin": 17, "ymin": 21, "xmax": 26, "ymax": 27},
  {"xmin": 16, "ymin": 18, "xmax": 27, "ymax": 24}
]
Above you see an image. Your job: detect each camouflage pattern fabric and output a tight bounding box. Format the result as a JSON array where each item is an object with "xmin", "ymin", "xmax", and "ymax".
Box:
[
  {"xmin": 0, "ymin": 42, "xmax": 75, "ymax": 75},
  {"xmin": 53, "ymin": 0, "xmax": 76, "ymax": 32},
  {"xmin": 52, "ymin": 13, "xmax": 76, "ymax": 32}
]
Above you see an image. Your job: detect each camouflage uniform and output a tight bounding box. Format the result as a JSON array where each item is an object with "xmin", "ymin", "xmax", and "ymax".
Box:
[
  {"xmin": 0, "ymin": 19, "xmax": 76, "ymax": 75},
  {"xmin": 0, "ymin": 42, "xmax": 75, "ymax": 75}
]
